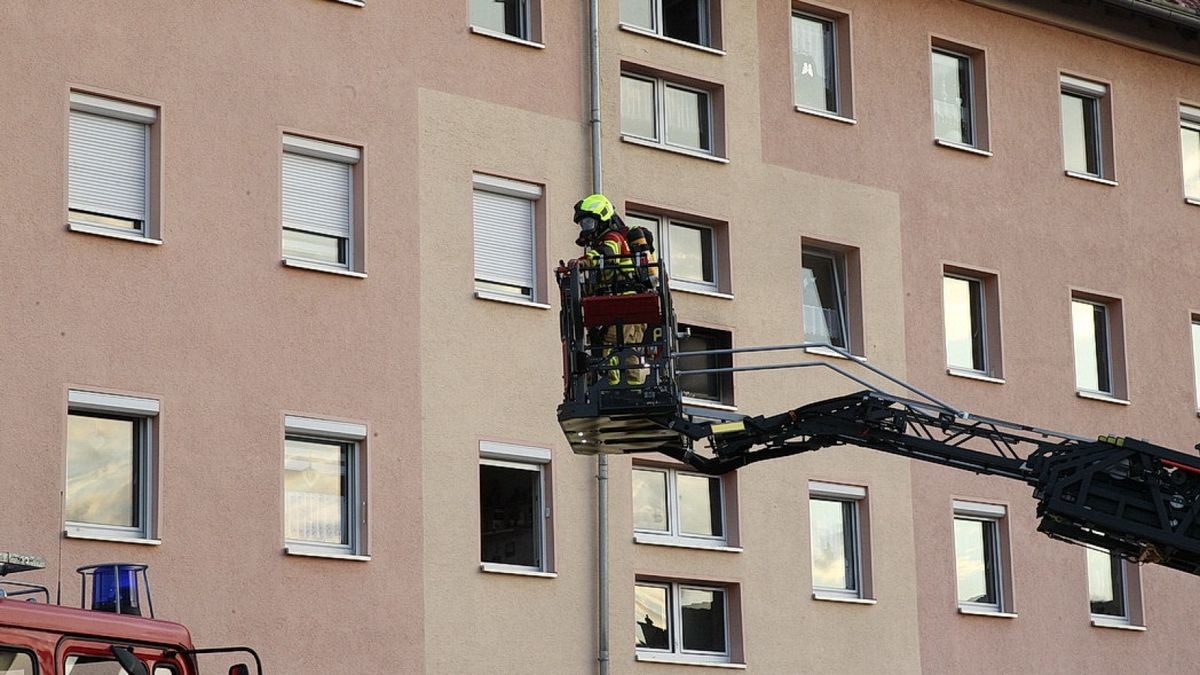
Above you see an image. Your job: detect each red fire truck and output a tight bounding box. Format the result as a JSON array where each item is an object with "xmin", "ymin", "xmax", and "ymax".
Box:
[{"xmin": 0, "ymin": 553, "xmax": 260, "ymax": 675}]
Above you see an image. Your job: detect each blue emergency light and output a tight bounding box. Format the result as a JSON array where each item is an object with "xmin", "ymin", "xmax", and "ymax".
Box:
[{"xmin": 77, "ymin": 563, "xmax": 153, "ymax": 617}]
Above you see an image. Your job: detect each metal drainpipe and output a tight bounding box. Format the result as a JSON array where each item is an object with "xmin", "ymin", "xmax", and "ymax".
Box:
[{"xmin": 585, "ymin": 0, "xmax": 608, "ymax": 674}]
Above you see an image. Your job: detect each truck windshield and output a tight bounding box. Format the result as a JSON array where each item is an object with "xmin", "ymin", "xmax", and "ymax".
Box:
[{"xmin": 0, "ymin": 649, "xmax": 36, "ymax": 675}]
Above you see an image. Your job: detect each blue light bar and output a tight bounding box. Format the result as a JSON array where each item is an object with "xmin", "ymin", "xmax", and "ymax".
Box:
[{"xmin": 77, "ymin": 563, "xmax": 151, "ymax": 617}]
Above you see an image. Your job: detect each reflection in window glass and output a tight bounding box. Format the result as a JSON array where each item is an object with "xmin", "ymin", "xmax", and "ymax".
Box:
[
  {"xmin": 470, "ymin": 0, "xmax": 528, "ymax": 38},
  {"xmin": 932, "ymin": 50, "xmax": 972, "ymax": 145},
  {"xmin": 480, "ymin": 462, "xmax": 543, "ymax": 568},
  {"xmin": 678, "ymin": 327, "xmax": 732, "ymax": 403},
  {"xmin": 284, "ymin": 438, "xmax": 349, "ymax": 545},
  {"xmin": 66, "ymin": 414, "xmax": 138, "ymax": 528},
  {"xmin": 669, "ymin": 223, "xmax": 715, "ymax": 285},
  {"xmin": 0, "ymin": 649, "xmax": 35, "ymax": 675},
  {"xmin": 677, "ymin": 473, "xmax": 722, "ymax": 538},
  {"xmin": 1072, "ymin": 300, "xmax": 1111, "ymax": 393},
  {"xmin": 621, "ymin": 75, "xmax": 657, "ymax": 141},
  {"xmin": 791, "ymin": 13, "xmax": 835, "ymax": 112},
  {"xmin": 943, "ymin": 276, "xmax": 985, "ymax": 372},
  {"xmin": 64, "ymin": 656, "xmax": 130, "ymax": 675},
  {"xmin": 1183, "ymin": 124, "xmax": 1200, "ymax": 199},
  {"xmin": 1061, "ymin": 92, "xmax": 1100, "ymax": 175},
  {"xmin": 621, "ymin": 0, "xmax": 654, "ymax": 30},
  {"xmin": 632, "ymin": 468, "xmax": 669, "ymax": 533},
  {"xmin": 635, "ymin": 584, "xmax": 671, "ymax": 650},
  {"xmin": 680, "ymin": 587, "xmax": 726, "ymax": 653},
  {"xmin": 282, "ymin": 229, "xmax": 344, "ymax": 265},
  {"xmin": 810, "ymin": 498, "xmax": 856, "ymax": 591},
  {"xmin": 1087, "ymin": 547, "xmax": 1126, "ymax": 618},
  {"xmin": 954, "ymin": 518, "xmax": 998, "ymax": 605},
  {"xmin": 664, "ymin": 85, "xmax": 709, "ymax": 151},
  {"xmin": 802, "ymin": 250, "xmax": 848, "ymax": 349}
]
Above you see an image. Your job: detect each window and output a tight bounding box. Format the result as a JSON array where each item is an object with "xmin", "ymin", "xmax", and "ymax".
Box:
[
  {"xmin": 1181, "ymin": 105, "xmax": 1200, "ymax": 202},
  {"xmin": 1192, "ymin": 317, "xmax": 1200, "ymax": 411},
  {"xmin": 281, "ymin": 134, "xmax": 363, "ymax": 274},
  {"xmin": 473, "ymin": 174, "xmax": 542, "ymax": 302},
  {"xmin": 801, "ymin": 245, "xmax": 854, "ymax": 352},
  {"xmin": 1071, "ymin": 294, "xmax": 1125, "ymax": 399},
  {"xmin": 625, "ymin": 211, "xmax": 726, "ymax": 294},
  {"xmin": 469, "ymin": 0, "xmax": 539, "ymax": 42},
  {"xmin": 620, "ymin": 71, "xmax": 718, "ymax": 155},
  {"xmin": 677, "ymin": 324, "xmax": 733, "ymax": 405},
  {"xmin": 809, "ymin": 481, "xmax": 870, "ymax": 600},
  {"xmin": 635, "ymin": 580, "xmax": 735, "ymax": 665},
  {"xmin": 633, "ymin": 465, "xmax": 725, "ymax": 546},
  {"xmin": 479, "ymin": 441, "xmax": 553, "ymax": 574},
  {"xmin": 1086, "ymin": 547, "xmax": 1143, "ymax": 627},
  {"xmin": 65, "ymin": 390, "xmax": 160, "ymax": 542},
  {"xmin": 942, "ymin": 269, "xmax": 1002, "ymax": 378},
  {"xmin": 791, "ymin": 4, "xmax": 852, "ymax": 118},
  {"xmin": 930, "ymin": 41, "xmax": 988, "ymax": 150},
  {"xmin": 620, "ymin": 0, "xmax": 718, "ymax": 48},
  {"xmin": 1060, "ymin": 75, "xmax": 1114, "ymax": 181},
  {"xmin": 63, "ymin": 656, "xmax": 128, "ymax": 675},
  {"xmin": 68, "ymin": 92, "xmax": 158, "ymax": 241},
  {"xmin": 953, "ymin": 501, "xmax": 1010, "ymax": 614},
  {"xmin": 283, "ymin": 415, "xmax": 368, "ymax": 558},
  {"xmin": 0, "ymin": 648, "xmax": 35, "ymax": 675}
]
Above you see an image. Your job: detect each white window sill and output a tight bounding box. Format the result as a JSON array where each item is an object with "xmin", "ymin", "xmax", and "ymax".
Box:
[
  {"xmin": 673, "ymin": 285, "xmax": 734, "ymax": 300},
  {"xmin": 1065, "ymin": 170, "xmax": 1118, "ymax": 187},
  {"xmin": 474, "ymin": 290, "xmax": 551, "ymax": 309},
  {"xmin": 64, "ymin": 529, "xmax": 161, "ymax": 546},
  {"xmin": 1185, "ymin": 197, "xmax": 1200, "ymax": 207},
  {"xmin": 1091, "ymin": 618, "xmax": 1146, "ymax": 631},
  {"xmin": 68, "ymin": 222, "xmax": 162, "ymax": 245},
  {"xmin": 812, "ymin": 592, "xmax": 876, "ymax": 605},
  {"xmin": 330, "ymin": 0, "xmax": 364, "ymax": 6},
  {"xmin": 285, "ymin": 546, "xmax": 370, "ymax": 562},
  {"xmin": 680, "ymin": 397, "xmax": 738, "ymax": 412},
  {"xmin": 805, "ymin": 345, "xmax": 865, "ymax": 361},
  {"xmin": 635, "ymin": 653, "xmax": 745, "ymax": 669},
  {"xmin": 480, "ymin": 562, "xmax": 557, "ymax": 578},
  {"xmin": 935, "ymin": 138, "xmax": 993, "ymax": 157},
  {"xmin": 469, "ymin": 25, "xmax": 545, "ymax": 49},
  {"xmin": 794, "ymin": 106, "xmax": 857, "ymax": 125},
  {"xmin": 1077, "ymin": 390, "xmax": 1131, "ymax": 406},
  {"xmin": 282, "ymin": 258, "xmax": 367, "ymax": 278},
  {"xmin": 958, "ymin": 607, "xmax": 1017, "ymax": 619},
  {"xmin": 633, "ymin": 533, "xmax": 742, "ymax": 553},
  {"xmin": 620, "ymin": 135, "xmax": 729, "ymax": 164},
  {"xmin": 947, "ymin": 368, "xmax": 1005, "ymax": 384},
  {"xmin": 617, "ymin": 23, "xmax": 725, "ymax": 55}
]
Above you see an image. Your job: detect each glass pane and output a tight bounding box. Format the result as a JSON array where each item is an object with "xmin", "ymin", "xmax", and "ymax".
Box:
[
  {"xmin": 680, "ymin": 587, "xmax": 726, "ymax": 653},
  {"xmin": 632, "ymin": 469, "xmax": 670, "ymax": 533},
  {"xmin": 621, "ymin": 0, "xmax": 654, "ymax": 30},
  {"xmin": 662, "ymin": 0, "xmax": 708, "ymax": 45},
  {"xmin": 932, "ymin": 51, "xmax": 971, "ymax": 144},
  {"xmin": 0, "ymin": 649, "xmax": 35, "ymax": 675},
  {"xmin": 669, "ymin": 223, "xmax": 714, "ymax": 284},
  {"xmin": 470, "ymin": 0, "xmax": 527, "ymax": 38},
  {"xmin": 283, "ymin": 229, "xmax": 345, "ymax": 266},
  {"xmin": 1183, "ymin": 126, "xmax": 1200, "ymax": 199},
  {"xmin": 664, "ymin": 86, "xmax": 709, "ymax": 151},
  {"xmin": 1072, "ymin": 300, "xmax": 1110, "ymax": 392},
  {"xmin": 621, "ymin": 76, "xmax": 657, "ymax": 140},
  {"xmin": 1087, "ymin": 547, "xmax": 1126, "ymax": 617},
  {"xmin": 635, "ymin": 584, "xmax": 671, "ymax": 650},
  {"xmin": 1062, "ymin": 92, "xmax": 1099, "ymax": 175},
  {"xmin": 810, "ymin": 498, "xmax": 855, "ymax": 590},
  {"xmin": 64, "ymin": 656, "xmax": 130, "ymax": 675},
  {"xmin": 154, "ymin": 667, "xmax": 179, "ymax": 675},
  {"xmin": 69, "ymin": 209, "xmax": 141, "ymax": 232},
  {"xmin": 479, "ymin": 464, "xmax": 541, "ymax": 567},
  {"xmin": 1192, "ymin": 322, "xmax": 1200, "ymax": 410},
  {"xmin": 954, "ymin": 518, "xmax": 998, "ymax": 604},
  {"xmin": 801, "ymin": 252, "xmax": 847, "ymax": 348},
  {"xmin": 943, "ymin": 276, "xmax": 985, "ymax": 371},
  {"xmin": 677, "ymin": 473, "xmax": 722, "ymax": 537},
  {"xmin": 66, "ymin": 414, "xmax": 137, "ymax": 527},
  {"xmin": 284, "ymin": 438, "xmax": 348, "ymax": 545},
  {"xmin": 677, "ymin": 330, "xmax": 730, "ymax": 402},
  {"xmin": 791, "ymin": 14, "xmax": 835, "ymax": 112}
]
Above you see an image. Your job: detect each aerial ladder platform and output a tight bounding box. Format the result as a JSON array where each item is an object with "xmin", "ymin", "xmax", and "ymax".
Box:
[{"xmin": 556, "ymin": 258, "xmax": 1200, "ymax": 577}]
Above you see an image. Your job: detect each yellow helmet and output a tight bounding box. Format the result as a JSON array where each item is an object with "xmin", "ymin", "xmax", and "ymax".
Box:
[{"xmin": 574, "ymin": 194, "xmax": 615, "ymax": 223}]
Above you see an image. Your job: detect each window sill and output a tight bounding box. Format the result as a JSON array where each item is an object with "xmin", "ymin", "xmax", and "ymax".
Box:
[
  {"xmin": 680, "ymin": 397, "xmax": 738, "ymax": 412},
  {"xmin": 330, "ymin": 0, "xmax": 365, "ymax": 6},
  {"xmin": 285, "ymin": 546, "xmax": 370, "ymax": 562},
  {"xmin": 1065, "ymin": 170, "xmax": 1118, "ymax": 187},
  {"xmin": 794, "ymin": 106, "xmax": 857, "ymax": 125},
  {"xmin": 64, "ymin": 529, "xmax": 161, "ymax": 546},
  {"xmin": 672, "ymin": 285, "xmax": 734, "ymax": 300},
  {"xmin": 282, "ymin": 258, "xmax": 367, "ymax": 278},
  {"xmin": 947, "ymin": 368, "xmax": 1005, "ymax": 384},
  {"xmin": 958, "ymin": 607, "xmax": 1017, "ymax": 619},
  {"xmin": 1185, "ymin": 197, "xmax": 1200, "ymax": 207},
  {"xmin": 812, "ymin": 592, "xmax": 876, "ymax": 605},
  {"xmin": 934, "ymin": 138, "xmax": 993, "ymax": 157},
  {"xmin": 635, "ymin": 654, "xmax": 745, "ymax": 669},
  {"xmin": 620, "ymin": 135, "xmax": 729, "ymax": 164},
  {"xmin": 617, "ymin": 23, "xmax": 725, "ymax": 55},
  {"xmin": 1077, "ymin": 390, "xmax": 1131, "ymax": 406},
  {"xmin": 480, "ymin": 562, "xmax": 557, "ymax": 578},
  {"xmin": 633, "ymin": 533, "xmax": 742, "ymax": 553},
  {"xmin": 474, "ymin": 290, "xmax": 551, "ymax": 309},
  {"xmin": 1091, "ymin": 618, "xmax": 1146, "ymax": 632},
  {"xmin": 805, "ymin": 345, "xmax": 865, "ymax": 361},
  {"xmin": 68, "ymin": 222, "xmax": 162, "ymax": 245},
  {"xmin": 469, "ymin": 25, "xmax": 545, "ymax": 49}
]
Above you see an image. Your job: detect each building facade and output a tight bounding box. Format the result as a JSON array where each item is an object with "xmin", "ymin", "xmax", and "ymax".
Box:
[{"xmin": 1, "ymin": 0, "xmax": 1199, "ymax": 672}]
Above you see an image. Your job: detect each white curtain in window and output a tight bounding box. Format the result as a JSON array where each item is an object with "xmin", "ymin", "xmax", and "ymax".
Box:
[
  {"xmin": 473, "ymin": 189, "xmax": 534, "ymax": 291},
  {"xmin": 282, "ymin": 152, "xmax": 352, "ymax": 239},
  {"xmin": 69, "ymin": 111, "xmax": 148, "ymax": 222}
]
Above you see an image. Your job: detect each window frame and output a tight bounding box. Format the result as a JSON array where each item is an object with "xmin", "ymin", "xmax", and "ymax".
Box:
[
  {"xmin": 625, "ymin": 211, "xmax": 723, "ymax": 294},
  {"xmin": 1070, "ymin": 293, "xmax": 1126, "ymax": 399},
  {"xmin": 619, "ymin": 0, "xmax": 718, "ymax": 49},
  {"xmin": 1059, "ymin": 74, "xmax": 1114, "ymax": 182},
  {"xmin": 952, "ymin": 500, "xmax": 1011, "ymax": 615},
  {"xmin": 468, "ymin": 0, "xmax": 541, "ymax": 44},
  {"xmin": 801, "ymin": 246, "xmax": 850, "ymax": 351},
  {"xmin": 1086, "ymin": 547, "xmax": 1128, "ymax": 622},
  {"xmin": 930, "ymin": 46, "xmax": 976, "ymax": 147},
  {"xmin": 280, "ymin": 133, "xmax": 364, "ymax": 276},
  {"xmin": 64, "ymin": 390, "xmax": 160, "ymax": 543},
  {"xmin": 620, "ymin": 71, "xmax": 717, "ymax": 156},
  {"xmin": 942, "ymin": 273, "xmax": 986, "ymax": 374},
  {"xmin": 478, "ymin": 441, "xmax": 554, "ymax": 575},
  {"xmin": 472, "ymin": 173, "xmax": 545, "ymax": 304},
  {"xmin": 676, "ymin": 324, "xmax": 734, "ymax": 407},
  {"xmin": 0, "ymin": 645, "xmax": 39, "ymax": 675},
  {"xmin": 790, "ymin": 2, "xmax": 853, "ymax": 121},
  {"xmin": 1191, "ymin": 315, "xmax": 1200, "ymax": 412},
  {"xmin": 1181, "ymin": 104, "xmax": 1200, "ymax": 203},
  {"xmin": 635, "ymin": 580, "xmax": 732, "ymax": 664},
  {"xmin": 808, "ymin": 481, "xmax": 869, "ymax": 600},
  {"xmin": 632, "ymin": 465, "xmax": 727, "ymax": 547},
  {"xmin": 790, "ymin": 11, "xmax": 838, "ymax": 114},
  {"xmin": 282, "ymin": 415, "xmax": 369, "ymax": 560}
]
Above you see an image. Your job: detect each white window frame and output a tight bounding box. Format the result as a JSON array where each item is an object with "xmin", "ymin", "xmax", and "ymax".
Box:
[
  {"xmin": 1086, "ymin": 547, "xmax": 1130, "ymax": 624},
  {"xmin": 1181, "ymin": 104, "xmax": 1200, "ymax": 203},
  {"xmin": 472, "ymin": 173, "xmax": 542, "ymax": 304},
  {"xmin": 931, "ymin": 47, "xmax": 976, "ymax": 147},
  {"xmin": 1059, "ymin": 75, "xmax": 1109, "ymax": 179},
  {"xmin": 620, "ymin": 73, "xmax": 715, "ymax": 155},
  {"xmin": 791, "ymin": 10, "xmax": 840, "ymax": 115},
  {"xmin": 633, "ymin": 465, "xmax": 726, "ymax": 547},
  {"xmin": 283, "ymin": 415, "xmax": 368, "ymax": 560},
  {"xmin": 469, "ymin": 0, "xmax": 532, "ymax": 41},
  {"xmin": 801, "ymin": 246, "xmax": 850, "ymax": 350},
  {"xmin": 628, "ymin": 212, "xmax": 719, "ymax": 293},
  {"xmin": 677, "ymin": 324, "xmax": 734, "ymax": 407},
  {"xmin": 479, "ymin": 441, "xmax": 552, "ymax": 575},
  {"xmin": 1191, "ymin": 317, "xmax": 1200, "ymax": 412},
  {"xmin": 952, "ymin": 500, "xmax": 1007, "ymax": 614},
  {"xmin": 635, "ymin": 580, "xmax": 731, "ymax": 664},
  {"xmin": 621, "ymin": 0, "xmax": 711, "ymax": 47},
  {"xmin": 65, "ymin": 390, "xmax": 160, "ymax": 543},
  {"xmin": 1072, "ymin": 298, "xmax": 1114, "ymax": 396},
  {"xmin": 943, "ymin": 273, "xmax": 988, "ymax": 374},
  {"xmin": 808, "ymin": 481, "xmax": 866, "ymax": 600},
  {"xmin": 68, "ymin": 92, "xmax": 157, "ymax": 240},
  {"xmin": 281, "ymin": 134, "xmax": 361, "ymax": 273}
]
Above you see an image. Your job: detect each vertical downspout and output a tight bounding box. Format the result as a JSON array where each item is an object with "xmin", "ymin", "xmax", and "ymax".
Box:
[{"xmin": 586, "ymin": 0, "xmax": 608, "ymax": 673}]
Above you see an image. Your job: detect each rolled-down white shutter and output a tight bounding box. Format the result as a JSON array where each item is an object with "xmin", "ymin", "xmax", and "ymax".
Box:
[
  {"xmin": 282, "ymin": 152, "xmax": 352, "ymax": 239},
  {"xmin": 68, "ymin": 111, "xmax": 149, "ymax": 222},
  {"xmin": 473, "ymin": 189, "xmax": 534, "ymax": 291}
]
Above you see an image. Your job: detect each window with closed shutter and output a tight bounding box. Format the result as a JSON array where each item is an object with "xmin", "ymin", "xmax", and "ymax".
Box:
[
  {"xmin": 68, "ymin": 92, "xmax": 156, "ymax": 235},
  {"xmin": 472, "ymin": 174, "xmax": 541, "ymax": 300},
  {"xmin": 281, "ymin": 135, "xmax": 360, "ymax": 270}
]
